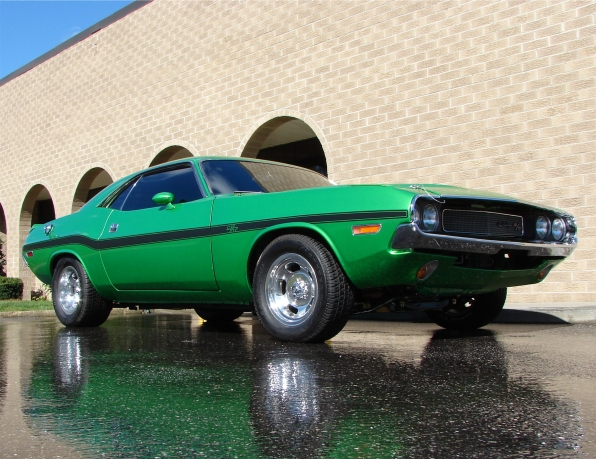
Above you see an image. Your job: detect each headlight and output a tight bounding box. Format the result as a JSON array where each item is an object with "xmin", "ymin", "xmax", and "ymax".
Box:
[
  {"xmin": 551, "ymin": 218, "xmax": 566, "ymax": 241},
  {"xmin": 535, "ymin": 216, "xmax": 549, "ymax": 239},
  {"xmin": 422, "ymin": 204, "xmax": 439, "ymax": 231}
]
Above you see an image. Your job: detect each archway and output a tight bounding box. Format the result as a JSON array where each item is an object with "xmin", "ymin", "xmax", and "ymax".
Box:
[
  {"xmin": 0, "ymin": 203, "xmax": 6, "ymax": 277},
  {"xmin": 241, "ymin": 117, "xmax": 328, "ymax": 176},
  {"xmin": 72, "ymin": 168, "xmax": 114, "ymax": 213},
  {"xmin": 20, "ymin": 185, "xmax": 56, "ymax": 299},
  {"xmin": 149, "ymin": 145, "xmax": 193, "ymax": 167}
]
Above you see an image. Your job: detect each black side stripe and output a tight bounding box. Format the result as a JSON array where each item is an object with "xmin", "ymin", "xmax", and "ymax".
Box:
[
  {"xmin": 22, "ymin": 210, "xmax": 407, "ymax": 252},
  {"xmin": 23, "ymin": 227, "xmax": 212, "ymax": 252},
  {"xmin": 211, "ymin": 211, "xmax": 407, "ymax": 235}
]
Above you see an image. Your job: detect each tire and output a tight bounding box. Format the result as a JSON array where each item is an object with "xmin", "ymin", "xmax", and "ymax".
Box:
[
  {"xmin": 425, "ymin": 288, "xmax": 507, "ymax": 331},
  {"xmin": 253, "ymin": 234, "xmax": 354, "ymax": 343},
  {"xmin": 194, "ymin": 308, "xmax": 244, "ymax": 322},
  {"xmin": 52, "ymin": 258, "xmax": 112, "ymax": 327}
]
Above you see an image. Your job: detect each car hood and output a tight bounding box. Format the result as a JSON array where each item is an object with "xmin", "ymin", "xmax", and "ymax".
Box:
[
  {"xmin": 388, "ymin": 184, "xmax": 518, "ymax": 201},
  {"xmin": 385, "ymin": 183, "xmax": 573, "ymax": 216}
]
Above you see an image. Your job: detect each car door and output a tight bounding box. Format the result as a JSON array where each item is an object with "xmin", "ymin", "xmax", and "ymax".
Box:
[{"xmin": 99, "ymin": 163, "xmax": 217, "ymax": 291}]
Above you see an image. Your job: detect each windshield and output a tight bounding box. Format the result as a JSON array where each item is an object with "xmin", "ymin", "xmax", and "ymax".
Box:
[{"xmin": 201, "ymin": 160, "xmax": 332, "ymax": 195}]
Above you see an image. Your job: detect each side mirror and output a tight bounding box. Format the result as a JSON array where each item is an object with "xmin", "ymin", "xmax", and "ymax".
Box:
[{"xmin": 152, "ymin": 192, "xmax": 175, "ymax": 210}]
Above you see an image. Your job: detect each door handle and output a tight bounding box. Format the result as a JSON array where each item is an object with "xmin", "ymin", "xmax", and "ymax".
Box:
[{"xmin": 109, "ymin": 223, "xmax": 119, "ymax": 233}]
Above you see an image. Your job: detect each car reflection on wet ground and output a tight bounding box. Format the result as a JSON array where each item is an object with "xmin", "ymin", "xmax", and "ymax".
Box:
[{"xmin": 0, "ymin": 314, "xmax": 594, "ymax": 458}]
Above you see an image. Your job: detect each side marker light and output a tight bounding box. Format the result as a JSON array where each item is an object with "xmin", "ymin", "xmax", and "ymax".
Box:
[
  {"xmin": 537, "ymin": 264, "xmax": 554, "ymax": 281},
  {"xmin": 417, "ymin": 260, "xmax": 439, "ymax": 281},
  {"xmin": 352, "ymin": 224, "xmax": 382, "ymax": 235}
]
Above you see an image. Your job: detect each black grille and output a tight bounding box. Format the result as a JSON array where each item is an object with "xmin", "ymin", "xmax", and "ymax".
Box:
[{"xmin": 442, "ymin": 210, "xmax": 524, "ymax": 238}]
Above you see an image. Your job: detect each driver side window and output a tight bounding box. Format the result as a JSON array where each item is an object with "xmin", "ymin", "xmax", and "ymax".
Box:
[{"xmin": 111, "ymin": 165, "xmax": 203, "ymax": 211}]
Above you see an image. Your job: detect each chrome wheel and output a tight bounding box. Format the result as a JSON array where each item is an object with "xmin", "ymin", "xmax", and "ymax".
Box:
[
  {"xmin": 265, "ymin": 253, "xmax": 318, "ymax": 327},
  {"xmin": 57, "ymin": 266, "xmax": 81, "ymax": 315}
]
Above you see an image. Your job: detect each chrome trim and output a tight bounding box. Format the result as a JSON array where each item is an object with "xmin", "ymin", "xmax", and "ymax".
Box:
[
  {"xmin": 392, "ymin": 223, "xmax": 577, "ymax": 257},
  {"xmin": 21, "ymin": 254, "xmax": 29, "ymax": 268},
  {"xmin": 410, "ymin": 201, "xmax": 419, "ymax": 224}
]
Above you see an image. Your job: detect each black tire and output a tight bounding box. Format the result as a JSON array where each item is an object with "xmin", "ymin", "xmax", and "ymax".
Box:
[
  {"xmin": 194, "ymin": 308, "xmax": 244, "ymax": 322},
  {"xmin": 253, "ymin": 234, "xmax": 354, "ymax": 343},
  {"xmin": 52, "ymin": 258, "xmax": 112, "ymax": 327},
  {"xmin": 425, "ymin": 288, "xmax": 507, "ymax": 331}
]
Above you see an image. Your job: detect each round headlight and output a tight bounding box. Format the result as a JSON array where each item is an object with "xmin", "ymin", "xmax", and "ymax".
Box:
[
  {"xmin": 551, "ymin": 218, "xmax": 566, "ymax": 241},
  {"xmin": 536, "ymin": 216, "xmax": 549, "ymax": 239},
  {"xmin": 411, "ymin": 206, "xmax": 420, "ymax": 224},
  {"xmin": 422, "ymin": 204, "xmax": 439, "ymax": 231}
]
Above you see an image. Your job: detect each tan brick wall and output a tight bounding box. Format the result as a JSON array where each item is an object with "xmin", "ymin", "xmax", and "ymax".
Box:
[{"xmin": 1, "ymin": 0, "xmax": 594, "ymax": 303}]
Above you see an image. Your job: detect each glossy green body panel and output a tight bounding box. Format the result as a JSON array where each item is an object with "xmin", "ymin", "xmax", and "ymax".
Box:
[
  {"xmin": 24, "ymin": 206, "xmax": 113, "ymax": 289},
  {"xmin": 22, "ymin": 157, "xmax": 575, "ymax": 307},
  {"xmin": 209, "ymin": 186, "xmax": 411, "ymax": 298},
  {"xmin": 99, "ymin": 198, "xmax": 216, "ymax": 291}
]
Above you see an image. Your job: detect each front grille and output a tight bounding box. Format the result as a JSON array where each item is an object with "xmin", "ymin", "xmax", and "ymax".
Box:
[{"xmin": 442, "ymin": 209, "xmax": 524, "ymax": 238}]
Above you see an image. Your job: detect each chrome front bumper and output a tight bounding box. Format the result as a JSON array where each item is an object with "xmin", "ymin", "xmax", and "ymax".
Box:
[{"xmin": 392, "ymin": 223, "xmax": 577, "ymax": 258}]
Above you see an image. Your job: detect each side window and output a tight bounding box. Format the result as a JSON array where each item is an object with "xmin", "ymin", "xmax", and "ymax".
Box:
[
  {"xmin": 202, "ymin": 160, "xmax": 264, "ymax": 195},
  {"xmin": 116, "ymin": 165, "xmax": 202, "ymax": 212}
]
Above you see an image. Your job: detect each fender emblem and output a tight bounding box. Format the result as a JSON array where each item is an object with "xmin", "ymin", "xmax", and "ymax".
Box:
[{"xmin": 226, "ymin": 224, "xmax": 238, "ymax": 233}]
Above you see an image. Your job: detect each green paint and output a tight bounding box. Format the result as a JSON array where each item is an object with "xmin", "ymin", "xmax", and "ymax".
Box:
[{"xmin": 22, "ymin": 157, "xmax": 575, "ymax": 309}]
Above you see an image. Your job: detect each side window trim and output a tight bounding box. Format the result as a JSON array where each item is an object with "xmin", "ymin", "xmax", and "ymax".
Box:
[
  {"xmin": 102, "ymin": 162, "xmax": 204, "ymax": 210},
  {"xmin": 121, "ymin": 162, "xmax": 203, "ymax": 212},
  {"xmin": 117, "ymin": 179, "xmax": 140, "ymax": 212},
  {"xmin": 100, "ymin": 176, "xmax": 139, "ymax": 209}
]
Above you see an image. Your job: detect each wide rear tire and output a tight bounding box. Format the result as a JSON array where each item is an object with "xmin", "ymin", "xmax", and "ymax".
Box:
[
  {"xmin": 52, "ymin": 258, "xmax": 112, "ymax": 327},
  {"xmin": 253, "ymin": 234, "xmax": 354, "ymax": 343},
  {"xmin": 425, "ymin": 288, "xmax": 507, "ymax": 331}
]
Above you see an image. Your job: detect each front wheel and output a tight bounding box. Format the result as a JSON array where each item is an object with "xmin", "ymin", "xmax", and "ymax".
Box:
[
  {"xmin": 253, "ymin": 234, "xmax": 354, "ymax": 343},
  {"xmin": 52, "ymin": 258, "xmax": 112, "ymax": 327},
  {"xmin": 425, "ymin": 288, "xmax": 507, "ymax": 331}
]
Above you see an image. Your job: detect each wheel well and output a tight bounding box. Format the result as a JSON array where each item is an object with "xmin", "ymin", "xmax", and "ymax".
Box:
[
  {"xmin": 247, "ymin": 228, "xmax": 337, "ymax": 287},
  {"xmin": 49, "ymin": 253, "xmax": 78, "ymax": 276}
]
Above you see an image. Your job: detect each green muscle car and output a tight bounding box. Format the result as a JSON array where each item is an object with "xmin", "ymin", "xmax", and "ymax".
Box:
[{"xmin": 22, "ymin": 157, "xmax": 578, "ymax": 342}]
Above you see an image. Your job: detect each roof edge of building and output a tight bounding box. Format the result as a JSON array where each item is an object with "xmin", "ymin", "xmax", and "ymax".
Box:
[{"xmin": 0, "ymin": 0, "xmax": 153, "ymax": 88}]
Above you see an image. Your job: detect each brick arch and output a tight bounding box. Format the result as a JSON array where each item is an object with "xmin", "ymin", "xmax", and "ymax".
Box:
[
  {"xmin": 19, "ymin": 183, "xmax": 57, "ymax": 299},
  {"xmin": 148, "ymin": 141, "xmax": 198, "ymax": 168},
  {"xmin": 238, "ymin": 112, "xmax": 330, "ymax": 176},
  {"xmin": 72, "ymin": 167, "xmax": 115, "ymax": 213}
]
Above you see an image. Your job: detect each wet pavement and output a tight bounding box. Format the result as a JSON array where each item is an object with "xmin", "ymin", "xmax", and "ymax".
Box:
[{"xmin": 0, "ymin": 313, "xmax": 594, "ymax": 458}]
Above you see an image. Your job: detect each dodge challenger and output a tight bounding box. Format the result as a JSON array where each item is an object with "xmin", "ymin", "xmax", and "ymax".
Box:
[{"xmin": 22, "ymin": 157, "xmax": 577, "ymax": 342}]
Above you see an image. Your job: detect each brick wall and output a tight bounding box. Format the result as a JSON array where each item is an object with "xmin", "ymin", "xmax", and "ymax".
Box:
[{"xmin": 0, "ymin": 0, "xmax": 594, "ymax": 303}]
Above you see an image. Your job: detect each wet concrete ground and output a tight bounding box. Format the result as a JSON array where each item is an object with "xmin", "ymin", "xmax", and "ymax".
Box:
[{"xmin": 0, "ymin": 313, "xmax": 594, "ymax": 458}]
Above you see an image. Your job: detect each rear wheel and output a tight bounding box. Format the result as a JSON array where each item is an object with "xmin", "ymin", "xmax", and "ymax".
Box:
[
  {"xmin": 253, "ymin": 234, "xmax": 354, "ymax": 343},
  {"xmin": 425, "ymin": 288, "xmax": 507, "ymax": 331},
  {"xmin": 194, "ymin": 308, "xmax": 244, "ymax": 322},
  {"xmin": 52, "ymin": 258, "xmax": 112, "ymax": 327}
]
